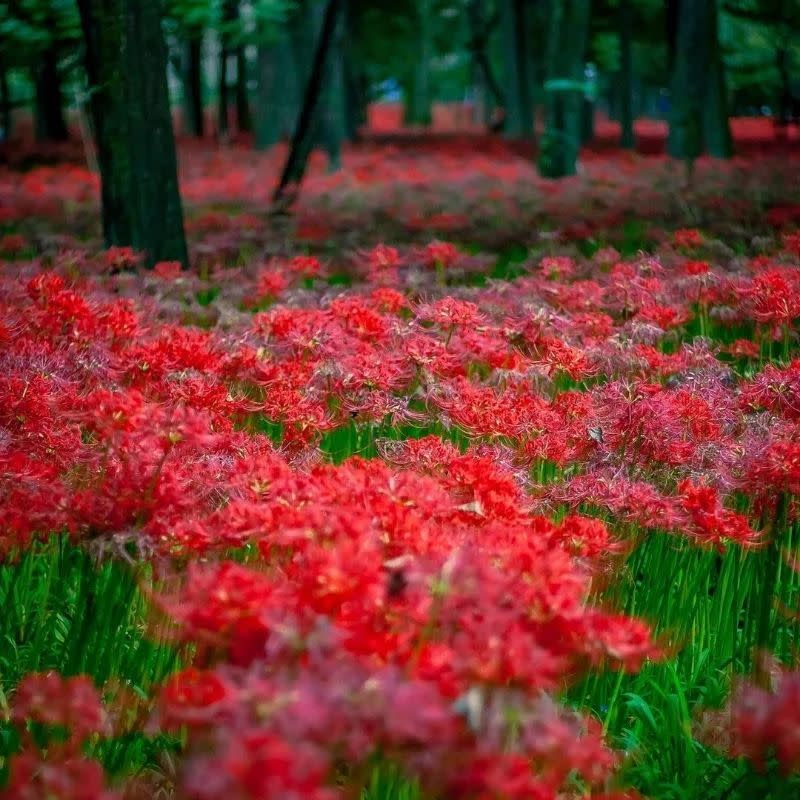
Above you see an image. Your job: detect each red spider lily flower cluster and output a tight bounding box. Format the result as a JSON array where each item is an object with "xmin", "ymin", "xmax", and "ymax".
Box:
[
  {"xmin": 2, "ymin": 143, "xmax": 800, "ymax": 798},
  {"xmin": 2, "ymin": 673, "xmax": 117, "ymax": 800},
  {"xmin": 708, "ymin": 667, "xmax": 800, "ymax": 775}
]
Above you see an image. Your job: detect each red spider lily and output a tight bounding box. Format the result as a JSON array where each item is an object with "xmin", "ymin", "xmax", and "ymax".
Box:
[
  {"xmin": 289, "ymin": 255, "xmax": 325, "ymax": 279},
  {"xmin": 0, "ymin": 752, "xmax": 119, "ymax": 800},
  {"xmin": 103, "ymin": 246, "xmax": 141, "ymax": 271},
  {"xmin": 5, "ymin": 145, "xmax": 800, "ymax": 799},
  {"xmin": 739, "ymin": 268, "xmax": 800, "ymax": 325},
  {"xmin": 677, "ymin": 479, "xmax": 762, "ymax": 549},
  {"xmin": 0, "ymin": 232, "xmax": 27, "ymax": 255},
  {"xmin": 11, "ymin": 673, "xmax": 110, "ymax": 748},
  {"xmin": 422, "ymin": 240, "xmax": 460, "ymax": 270},
  {"xmin": 153, "ymin": 260, "xmax": 183, "ymax": 280},
  {"xmin": 673, "ymin": 228, "xmax": 704, "ymax": 249},
  {"xmin": 727, "ymin": 670, "xmax": 800, "ymax": 774},
  {"xmin": 740, "ymin": 360, "xmax": 800, "ymax": 420},
  {"xmin": 2, "ymin": 673, "xmax": 117, "ymax": 800},
  {"xmin": 417, "ymin": 297, "xmax": 485, "ymax": 331}
]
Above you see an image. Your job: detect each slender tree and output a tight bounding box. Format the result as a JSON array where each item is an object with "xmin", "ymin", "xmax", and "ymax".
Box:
[
  {"xmin": 403, "ymin": 0, "xmax": 432, "ymax": 126},
  {"xmin": 668, "ymin": 0, "xmax": 732, "ymax": 166},
  {"xmin": 0, "ymin": 59, "xmax": 10, "ymax": 141},
  {"xmin": 273, "ymin": 0, "xmax": 343, "ymax": 204},
  {"xmin": 183, "ymin": 33, "xmax": 205, "ymax": 137},
  {"xmin": 618, "ymin": 0, "xmax": 635, "ymax": 149},
  {"xmin": 342, "ymin": 0, "xmax": 366, "ymax": 140},
  {"xmin": 500, "ymin": 0, "xmax": 533, "ymax": 139},
  {"xmin": 255, "ymin": 30, "xmax": 298, "ymax": 149},
  {"xmin": 235, "ymin": 36, "xmax": 251, "ymax": 131},
  {"xmin": 538, "ymin": 0, "xmax": 592, "ymax": 178},
  {"xmin": 217, "ymin": 0, "xmax": 239, "ymax": 136},
  {"xmin": 467, "ymin": 0, "xmax": 504, "ymax": 128},
  {"xmin": 320, "ymin": 0, "xmax": 347, "ymax": 170},
  {"xmin": 34, "ymin": 43, "xmax": 69, "ymax": 142},
  {"xmin": 77, "ymin": 0, "xmax": 188, "ymax": 267}
]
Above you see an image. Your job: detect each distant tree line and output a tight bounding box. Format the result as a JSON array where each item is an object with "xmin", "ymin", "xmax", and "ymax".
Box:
[{"xmin": 0, "ymin": 0, "xmax": 797, "ymax": 264}]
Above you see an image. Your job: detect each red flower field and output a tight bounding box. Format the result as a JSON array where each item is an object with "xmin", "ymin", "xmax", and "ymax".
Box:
[{"xmin": 2, "ymin": 140, "xmax": 800, "ymax": 799}]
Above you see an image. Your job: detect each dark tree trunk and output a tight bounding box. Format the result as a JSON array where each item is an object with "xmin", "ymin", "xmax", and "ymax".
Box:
[
  {"xmin": 667, "ymin": 0, "xmax": 731, "ymax": 162},
  {"xmin": 500, "ymin": 0, "xmax": 533, "ymax": 139},
  {"xmin": 319, "ymin": 0, "xmax": 346, "ymax": 170},
  {"xmin": 618, "ymin": 0, "xmax": 635, "ymax": 149},
  {"xmin": 184, "ymin": 34, "xmax": 204, "ymax": 138},
  {"xmin": 702, "ymin": 2, "xmax": 731, "ymax": 158},
  {"xmin": 218, "ymin": 47, "xmax": 229, "ymax": 136},
  {"xmin": 0, "ymin": 61, "xmax": 10, "ymax": 142},
  {"xmin": 343, "ymin": 54, "xmax": 366, "ymax": 141},
  {"xmin": 77, "ymin": 0, "xmax": 188, "ymax": 267},
  {"xmin": 468, "ymin": 0, "xmax": 504, "ymax": 128},
  {"xmin": 666, "ymin": 0, "xmax": 679, "ymax": 72},
  {"xmin": 538, "ymin": 0, "xmax": 592, "ymax": 178},
  {"xmin": 273, "ymin": 0, "xmax": 342, "ymax": 205},
  {"xmin": 34, "ymin": 46, "xmax": 69, "ymax": 142},
  {"xmin": 342, "ymin": 0, "xmax": 366, "ymax": 141},
  {"xmin": 218, "ymin": 0, "xmax": 238, "ymax": 137},
  {"xmin": 235, "ymin": 44, "xmax": 251, "ymax": 132},
  {"xmin": 254, "ymin": 33, "xmax": 298, "ymax": 149},
  {"xmin": 776, "ymin": 48, "xmax": 791, "ymax": 125},
  {"xmin": 403, "ymin": 0, "xmax": 432, "ymax": 126}
]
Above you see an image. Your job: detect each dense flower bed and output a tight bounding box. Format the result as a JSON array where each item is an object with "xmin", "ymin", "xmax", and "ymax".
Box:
[{"xmin": 2, "ymin": 148, "xmax": 800, "ymax": 799}]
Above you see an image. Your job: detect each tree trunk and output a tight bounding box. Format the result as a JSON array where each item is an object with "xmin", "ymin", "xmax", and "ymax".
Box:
[
  {"xmin": 500, "ymin": 0, "xmax": 533, "ymax": 139},
  {"xmin": 77, "ymin": 0, "xmax": 188, "ymax": 267},
  {"xmin": 538, "ymin": 0, "xmax": 592, "ymax": 178},
  {"xmin": 403, "ymin": 0, "xmax": 432, "ymax": 126},
  {"xmin": 0, "ymin": 61, "xmax": 10, "ymax": 142},
  {"xmin": 343, "ymin": 54, "xmax": 366, "ymax": 140},
  {"xmin": 254, "ymin": 33, "xmax": 298, "ymax": 149},
  {"xmin": 235, "ymin": 44, "xmax": 251, "ymax": 132},
  {"xmin": 218, "ymin": 45, "xmax": 229, "ymax": 136},
  {"xmin": 274, "ymin": 0, "xmax": 342, "ymax": 205},
  {"xmin": 342, "ymin": 0, "xmax": 366, "ymax": 140},
  {"xmin": 777, "ymin": 49, "xmax": 791, "ymax": 125},
  {"xmin": 467, "ymin": 0, "xmax": 504, "ymax": 129},
  {"xmin": 184, "ymin": 34, "xmax": 204, "ymax": 138},
  {"xmin": 34, "ymin": 46, "xmax": 69, "ymax": 142},
  {"xmin": 702, "ymin": 1, "xmax": 731, "ymax": 159},
  {"xmin": 217, "ymin": 0, "xmax": 238, "ymax": 137},
  {"xmin": 319, "ymin": 0, "xmax": 346, "ymax": 170},
  {"xmin": 618, "ymin": 0, "xmax": 635, "ymax": 149},
  {"xmin": 667, "ymin": 0, "xmax": 731, "ymax": 162}
]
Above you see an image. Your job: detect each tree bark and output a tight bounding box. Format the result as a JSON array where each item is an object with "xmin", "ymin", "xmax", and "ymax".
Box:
[
  {"xmin": 0, "ymin": 60, "xmax": 11, "ymax": 142},
  {"xmin": 702, "ymin": 2, "xmax": 732, "ymax": 158},
  {"xmin": 273, "ymin": 0, "xmax": 342, "ymax": 205},
  {"xmin": 217, "ymin": 0, "xmax": 238, "ymax": 137},
  {"xmin": 403, "ymin": 0, "xmax": 432, "ymax": 126},
  {"xmin": 667, "ymin": 0, "xmax": 731, "ymax": 161},
  {"xmin": 467, "ymin": 0, "xmax": 503, "ymax": 128},
  {"xmin": 343, "ymin": 53, "xmax": 366, "ymax": 140},
  {"xmin": 183, "ymin": 34, "xmax": 204, "ymax": 138},
  {"xmin": 34, "ymin": 45, "xmax": 69, "ymax": 142},
  {"xmin": 618, "ymin": 0, "xmax": 635, "ymax": 149},
  {"xmin": 777, "ymin": 48, "xmax": 791, "ymax": 125},
  {"xmin": 254, "ymin": 33, "xmax": 298, "ymax": 149},
  {"xmin": 538, "ymin": 0, "xmax": 592, "ymax": 178},
  {"xmin": 235, "ymin": 44, "xmax": 251, "ymax": 132},
  {"xmin": 500, "ymin": 0, "xmax": 533, "ymax": 139},
  {"xmin": 320, "ymin": 0, "xmax": 346, "ymax": 170},
  {"xmin": 77, "ymin": 0, "xmax": 188, "ymax": 267},
  {"xmin": 342, "ymin": 0, "xmax": 365, "ymax": 141},
  {"xmin": 218, "ymin": 46, "xmax": 229, "ymax": 136}
]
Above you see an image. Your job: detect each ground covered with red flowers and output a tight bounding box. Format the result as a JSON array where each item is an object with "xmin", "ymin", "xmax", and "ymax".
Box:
[{"xmin": 2, "ymin": 144, "xmax": 800, "ymax": 800}]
